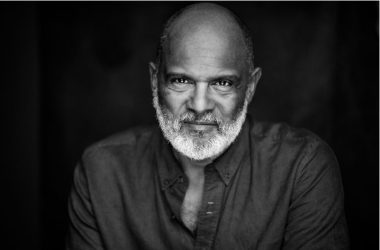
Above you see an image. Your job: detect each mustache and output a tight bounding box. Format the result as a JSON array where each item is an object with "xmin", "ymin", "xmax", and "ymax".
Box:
[{"xmin": 179, "ymin": 112, "xmax": 220, "ymax": 125}]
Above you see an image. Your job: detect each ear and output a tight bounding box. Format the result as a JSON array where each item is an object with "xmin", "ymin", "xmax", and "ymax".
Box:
[
  {"xmin": 149, "ymin": 62, "xmax": 158, "ymax": 91},
  {"xmin": 246, "ymin": 67, "xmax": 262, "ymax": 104}
]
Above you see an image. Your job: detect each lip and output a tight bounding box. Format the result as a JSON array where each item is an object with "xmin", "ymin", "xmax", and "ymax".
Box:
[
  {"xmin": 183, "ymin": 122, "xmax": 217, "ymax": 133},
  {"xmin": 183, "ymin": 121, "xmax": 217, "ymax": 126}
]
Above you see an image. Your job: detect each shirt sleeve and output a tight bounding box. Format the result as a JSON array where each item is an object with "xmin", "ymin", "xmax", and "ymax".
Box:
[
  {"xmin": 283, "ymin": 140, "xmax": 350, "ymax": 250},
  {"xmin": 66, "ymin": 158, "xmax": 104, "ymax": 250}
]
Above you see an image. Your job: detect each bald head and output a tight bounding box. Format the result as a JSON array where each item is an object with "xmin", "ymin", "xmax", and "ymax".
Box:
[
  {"xmin": 168, "ymin": 3, "xmax": 245, "ymax": 41},
  {"xmin": 150, "ymin": 3, "xmax": 262, "ymax": 161},
  {"xmin": 155, "ymin": 3, "xmax": 254, "ymax": 72}
]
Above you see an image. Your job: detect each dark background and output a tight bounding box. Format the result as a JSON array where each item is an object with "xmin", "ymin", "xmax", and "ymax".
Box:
[{"xmin": 1, "ymin": 2, "xmax": 378, "ymax": 250}]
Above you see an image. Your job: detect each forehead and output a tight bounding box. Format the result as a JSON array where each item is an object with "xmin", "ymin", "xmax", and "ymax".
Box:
[{"xmin": 162, "ymin": 21, "xmax": 248, "ymax": 78}]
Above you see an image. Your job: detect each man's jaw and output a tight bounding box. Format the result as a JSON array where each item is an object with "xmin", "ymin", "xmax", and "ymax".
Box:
[{"xmin": 152, "ymin": 90, "xmax": 248, "ymax": 161}]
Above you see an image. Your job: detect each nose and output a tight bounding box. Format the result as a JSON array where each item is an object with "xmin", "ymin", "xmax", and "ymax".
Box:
[{"xmin": 188, "ymin": 82, "xmax": 214, "ymax": 114}]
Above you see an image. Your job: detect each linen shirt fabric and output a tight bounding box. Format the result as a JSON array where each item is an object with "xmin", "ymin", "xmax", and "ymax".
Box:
[{"xmin": 66, "ymin": 117, "xmax": 349, "ymax": 250}]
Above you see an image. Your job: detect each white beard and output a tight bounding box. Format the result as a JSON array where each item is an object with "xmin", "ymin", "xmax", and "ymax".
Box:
[{"xmin": 153, "ymin": 88, "xmax": 248, "ymax": 161}]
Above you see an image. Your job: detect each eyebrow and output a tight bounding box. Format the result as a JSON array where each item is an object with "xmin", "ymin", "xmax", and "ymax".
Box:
[{"xmin": 164, "ymin": 72, "xmax": 241, "ymax": 83}]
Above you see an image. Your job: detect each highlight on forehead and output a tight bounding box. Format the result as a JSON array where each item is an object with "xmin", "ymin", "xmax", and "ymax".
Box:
[
  {"xmin": 169, "ymin": 4, "xmax": 242, "ymax": 36},
  {"xmin": 155, "ymin": 3, "xmax": 254, "ymax": 71}
]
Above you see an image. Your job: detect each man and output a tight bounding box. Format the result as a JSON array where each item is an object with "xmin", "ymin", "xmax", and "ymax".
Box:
[{"xmin": 67, "ymin": 3, "xmax": 349, "ymax": 250}]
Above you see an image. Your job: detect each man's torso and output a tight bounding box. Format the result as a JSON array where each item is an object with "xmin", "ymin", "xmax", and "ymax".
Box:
[{"xmin": 67, "ymin": 118, "xmax": 348, "ymax": 250}]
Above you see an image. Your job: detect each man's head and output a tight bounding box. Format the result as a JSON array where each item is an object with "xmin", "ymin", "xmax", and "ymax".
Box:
[{"xmin": 150, "ymin": 3, "xmax": 261, "ymax": 161}]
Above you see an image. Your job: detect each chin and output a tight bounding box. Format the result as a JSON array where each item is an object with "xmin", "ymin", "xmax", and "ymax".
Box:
[
  {"xmin": 152, "ymin": 89, "xmax": 248, "ymax": 161},
  {"xmin": 182, "ymin": 126, "xmax": 218, "ymax": 139},
  {"xmin": 171, "ymin": 133, "xmax": 229, "ymax": 161}
]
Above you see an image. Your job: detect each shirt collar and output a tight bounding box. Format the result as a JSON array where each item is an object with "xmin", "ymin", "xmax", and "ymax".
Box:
[
  {"xmin": 155, "ymin": 128, "xmax": 184, "ymax": 190},
  {"xmin": 212, "ymin": 118, "xmax": 250, "ymax": 185},
  {"xmin": 156, "ymin": 117, "xmax": 251, "ymax": 188}
]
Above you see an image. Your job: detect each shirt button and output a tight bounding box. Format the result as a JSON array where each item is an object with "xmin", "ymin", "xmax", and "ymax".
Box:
[{"xmin": 206, "ymin": 202, "xmax": 214, "ymax": 213}]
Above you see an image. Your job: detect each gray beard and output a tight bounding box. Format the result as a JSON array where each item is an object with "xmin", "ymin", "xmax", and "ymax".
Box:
[{"xmin": 152, "ymin": 88, "xmax": 248, "ymax": 161}]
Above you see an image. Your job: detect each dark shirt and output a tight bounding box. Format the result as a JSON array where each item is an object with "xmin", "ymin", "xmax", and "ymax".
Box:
[{"xmin": 66, "ymin": 117, "xmax": 349, "ymax": 250}]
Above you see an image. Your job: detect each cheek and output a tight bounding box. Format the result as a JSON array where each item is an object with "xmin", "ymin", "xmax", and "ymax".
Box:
[
  {"xmin": 213, "ymin": 86, "xmax": 247, "ymax": 120},
  {"xmin": 159, "ymin": 86, "xmax": 188, "ymax": 115},
  {"xmin": 214, "ymin": 94, "xmax": 241, "ymax": 119}
]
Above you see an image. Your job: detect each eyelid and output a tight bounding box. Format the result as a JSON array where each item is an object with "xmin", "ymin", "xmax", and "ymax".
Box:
[
  {"xmin": 167, "ymin": 77, "xmax": 194, "ymax": 91},
  {"xmin": 169, "ymin": 76, "xmax": 192, "ymax": 83},
  {"xmin": 213, "ymin": 79, "xmax": 233, "ymax": 86}
]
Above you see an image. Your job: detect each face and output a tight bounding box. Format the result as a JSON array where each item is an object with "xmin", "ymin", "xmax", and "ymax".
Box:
[{"xmin": 150, "ymin": 25, "xmax": 261, "ymax": 161}]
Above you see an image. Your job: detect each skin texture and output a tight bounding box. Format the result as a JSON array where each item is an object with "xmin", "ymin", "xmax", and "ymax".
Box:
[{"xmin": 149, "ymin": 3, "xmax": 262, "ymax": 231}]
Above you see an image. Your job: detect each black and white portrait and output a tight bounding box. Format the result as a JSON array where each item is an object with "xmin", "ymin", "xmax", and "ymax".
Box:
[{"xmin": 1, "ymin": 2, "xmax": 378, "ymax": 250}]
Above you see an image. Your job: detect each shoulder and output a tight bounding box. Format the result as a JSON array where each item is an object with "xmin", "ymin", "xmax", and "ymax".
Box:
[
  {"xmin": 82, "ymin": 126, "xmax": 157, "ymax": 158},
  {"xmin": 250, "ymin": 120, "xmax": 320, "ymax": 144},
  {"xmin": 248, "ymin": 120, "xmax": 338, "ymax": 172},
  {"xmin": 78, "ymin": 125, "xmax": 160, "ymax": 177},
  {"xmin": 88, "ymin": 125, "xmax": 157, "ymax": 149},
  {"xmin": 72, "ymin": 126, "xmax": 161, "ymax": 208},
  {"xmin": 249, "ymin": 120, "xmax": 331, "ymax": 154}
]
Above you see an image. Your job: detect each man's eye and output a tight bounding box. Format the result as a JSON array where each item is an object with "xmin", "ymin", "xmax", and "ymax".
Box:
[
  {"xmin": 171, "ymin": 78, "xmax": 189, "ymax": 84},
  {"xmin": 214, "ymin": 80, "xmax": 232, "ymax": 87},
  {"xmin": 168, "ymin": 77, "xmax": 193, "ymax": 91},
  {"xmin": 212, "ymin": 80, "xmax": 233, "ymax": 91}
]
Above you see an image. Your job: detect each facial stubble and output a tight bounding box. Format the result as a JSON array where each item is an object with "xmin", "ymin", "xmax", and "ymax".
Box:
[{"xmin": 153, "ymin": 87, "xmax": 248, "ymax": 161}]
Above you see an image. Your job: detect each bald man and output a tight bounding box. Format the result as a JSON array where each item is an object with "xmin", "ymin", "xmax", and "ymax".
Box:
[{"xmin": 67, "ymin": 3, "xmax": 349, "ymax": 250}]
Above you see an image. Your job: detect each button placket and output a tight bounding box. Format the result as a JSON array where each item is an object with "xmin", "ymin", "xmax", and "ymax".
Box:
[
  {"xmin": 194, "ymin": 168, "xmax": 224, "ymax": 250},
  {"xmin": 206, "ymin": 201, "xmax": 214, "ymax": 215}
]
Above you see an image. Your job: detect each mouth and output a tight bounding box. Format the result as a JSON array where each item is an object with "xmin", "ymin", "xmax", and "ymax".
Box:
[
  {"xmin": 182, "ymin": 121, "xmax": 218, "ymax": 133},
  {"xmin": 184, "ymin": 121, "xmax": 217, "ymax": 126}
]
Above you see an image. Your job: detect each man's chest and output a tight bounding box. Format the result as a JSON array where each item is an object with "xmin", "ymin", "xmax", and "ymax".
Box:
[
  {"xmin": 95, "ymin": 147, "xmax": 297, "ymax": 250},
  {"xmin": 181, "ymin": 183, "xmax": 203, "ymax": 232}
]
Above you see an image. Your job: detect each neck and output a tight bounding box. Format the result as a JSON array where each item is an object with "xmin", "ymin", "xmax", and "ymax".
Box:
[{"xmin": 173, "ymin": 149, "xmax": 215, "ymax": 182}]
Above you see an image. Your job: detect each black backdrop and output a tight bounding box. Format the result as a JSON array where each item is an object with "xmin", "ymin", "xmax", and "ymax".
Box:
[{"xmin": 1, "ymin": 2, "xmax": 378, "ymax": 250}]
